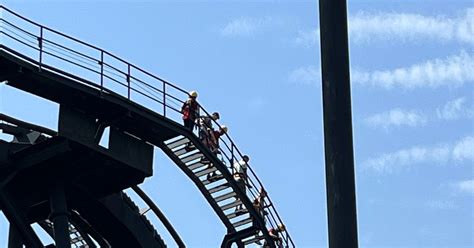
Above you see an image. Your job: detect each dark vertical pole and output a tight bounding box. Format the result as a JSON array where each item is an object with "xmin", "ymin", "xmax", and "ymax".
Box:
[
  {"xmin": 318, "ymin": 1, "xmax": 359, "ymax": 248},
  {"xmin": 100, "ymin": 51, "xmax": 104, "ymax": 92},
  {"xmin": 163, "ymin": 82, "xmax": 166, "ymax": 116},
  {"xmin": 49, "ymin": 185, "xmax": 71, "ymax": 248},
  {"xmin": 8, "ymin": 224, "xmax": 23, "ymax": 248},
  {"xmin": 127, "ymin": 64, "xmax": 131, "ymax": 99},
  {"xmin": 38, "ymin": 26, "xmax": 43, "ymax": 71},
  {"xmin": 230, "ymin": 143, "xmax": 234, "ymax": 174}
]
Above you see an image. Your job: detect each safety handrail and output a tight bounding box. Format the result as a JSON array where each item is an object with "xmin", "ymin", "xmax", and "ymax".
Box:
[{"xmin": 0, "ymin": 5, "xmax": 294, "ymax": 247}]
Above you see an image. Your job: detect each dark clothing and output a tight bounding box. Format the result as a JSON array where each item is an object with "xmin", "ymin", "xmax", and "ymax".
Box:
[
  {"xmin": 181, "ymin": 99, "xmax": 199, "ymax": 131},
  {"xmin": 184, "ymin": 119, "xmax": 195, "ymax": 131},
  {"xmin": 264, "ymin": 228, "xmax": 282, "ymax": 248},
  {"xmin": 209, "ymin": 130, "xmax": 223, "ymax": 153},
  {"xmin": 236, "ymin": 178, "xmax": 246, "ymax": 195},
  {"xmin": 198, "ymin": 117, "xmax": 213, "ymax": 144}
]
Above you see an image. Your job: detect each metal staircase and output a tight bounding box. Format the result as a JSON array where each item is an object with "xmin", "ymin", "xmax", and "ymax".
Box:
[
  {"xmin": 0, "ymin": 5, "xmax": 295, "ymax": 247},
  {"xmin": 163, "ymin": 135, "xmax": 254, "ymax": 231}
]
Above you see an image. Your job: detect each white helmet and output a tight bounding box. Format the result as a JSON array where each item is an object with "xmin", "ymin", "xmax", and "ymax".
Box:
[
  {"xmin": 220, "ymin": 125, "xmax": 228, "ymax": 133},
  {"xmin": 189, "ymin": 90, "xmax": 198, "ymax": 98}
]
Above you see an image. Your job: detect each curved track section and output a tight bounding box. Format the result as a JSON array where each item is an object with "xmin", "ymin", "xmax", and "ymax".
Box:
[{"xmin": 0, "ymin": 5, "xmax": 295, "ymax": 247}]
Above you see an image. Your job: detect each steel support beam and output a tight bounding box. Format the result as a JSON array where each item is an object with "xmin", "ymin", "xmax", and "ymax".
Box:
[
  {"xmin": 49, "ymin": 184, "xmax": 71, "ymax": 248},
  {"xmin": 319, "ymin": 0, "xmax": 359, "ymax": 248},
  {"xmin": 0, "ymin": 190, "xmax": 43, "ymax": 247},
  {"xmin": 221, "ymin": 226, "xmax": 257, "ymax": 248},
  {"xmin": 8, "ymin": 224, "xmax": 23, "ymax": 248}
]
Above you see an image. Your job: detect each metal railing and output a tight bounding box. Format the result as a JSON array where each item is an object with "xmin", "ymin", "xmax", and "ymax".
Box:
[{"xmin": 0, "ymin": 5, "xmax": 294, "ymax": 247}]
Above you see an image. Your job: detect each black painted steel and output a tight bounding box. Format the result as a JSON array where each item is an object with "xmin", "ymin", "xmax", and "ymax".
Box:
[
  {"xmin": 0, "ymin": 5, "xmax": 295, "ymax": 246},
  {"xmin": 0, "ymin": 190, "xmax": 43, "ymax": 248},
  {"xmin": 8, "ymin": 225, "xmax": 23, "ymax": 248},
  {"xmin": 132, "ymin": 185, "xmax": 186, "ymax": 248},
  {"xmin": 49, "ymin": 184, "xmax": 70, "ymax": 248},
  {"xmin": 0, "ymin": 113, "xmax": 56, "ymax": 136},
  {"xmin": 319, "ymin": 0, "xmax": 359, "ymax": 247}
]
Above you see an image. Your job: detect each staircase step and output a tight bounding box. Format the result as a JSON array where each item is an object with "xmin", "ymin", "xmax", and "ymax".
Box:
[
  {"xmin": 214, "ymin": 191, "xmax": 236, "ymax": 202},
  {"xmin": 173, "ymin": 147, "xmax": 194, "ymax": 157},
  {"xmin": 202, "ymin": 175, "xmax": 224, "ymax": 186},
  {"xmin": 195, "ymin": 167, "xmax": 217, "ymax": 178},
  {"xmin": 243, "ymin": 235, "xmax": 264, "ymax": 245},
  {"xmin": 181, "ymin": 153, "xmax": 203, "ymax": 164},
  {"xmin": 70, "ymin": 237, "xmax": 85, "ymax": 244},
  {"xmin": 208, "ymin": 183, "xmax": 229, "ymax": 194},
  {"xmin": 188, "ymin": 162, "xmax": 207, "ymax": 171},
  {"xmin": 220, "ymin": 200, "xmax": 242, "ymax": 211},
  {"xmin": 226, "ymin": 209, "xmax": 248, "ymax": 219},
  {"xmin": 166, "ymin": 137, "xmax": 189, "ymax": 150},
  {"xmin": 232, "ymin": 218, "xmax": 253, "ymax": 228}
]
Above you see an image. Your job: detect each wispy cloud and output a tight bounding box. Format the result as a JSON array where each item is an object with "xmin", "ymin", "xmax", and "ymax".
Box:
[
  {"xmin": 288, "ymin": 52, "xmax": 474, "ymax": 89},
  {"xmin": 220, "ymin": 17, "xmax": 273, "ymax": 37},
  {"xmin": 352, "ymin": 51, "xmax": 474, "ymax": 89},
  {"xmin": 295, "ymin": 8, "xmax": 474, "ymax": 47},
  {"xmin": 288, "ymin": 65, "xmax": 320, "ymax": 86},
  {"xmin": 452, "ymin": 136, "xmax": 474, "ymax": 161},
  {"xmin": 436, "ymin": 97, "xmax": 474, "ymax": 120},
  {"xmin": 453, "ymin": 180, "xmax": 474, "ymax": 195},
  {"xmin": 365, "ymin": 108, "xmax": 427, "ymax": 130},
  {"xmin": 426, "ymin": 200, "xmax": 459, "ymax": 210},
  {"xmin": 349, "ymin": 9, "xmax": 474, "ymax": 44},
  {"xmin": 363, "ymin": 135, "xmax": 474, "ymax": 173}
]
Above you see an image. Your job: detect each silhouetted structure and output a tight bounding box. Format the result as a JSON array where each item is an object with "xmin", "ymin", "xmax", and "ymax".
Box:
[
  {"xmin": 319, "ymin": 0, "xmax": 359, "ymax": 247},
  {"xmin": 0, "ymin": 5, "xmax": 294, "ymax": 248}
]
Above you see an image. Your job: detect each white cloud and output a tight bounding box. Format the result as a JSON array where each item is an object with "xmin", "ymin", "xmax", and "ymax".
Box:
[
  {"xmin": 220, "ymin": 17, "xmax": 273, "ymax": 37},
  {"xmin": 296, "ymin": 8, "xmax": 474, "ymax": 47},
  {"xmin": 436, "ymin": 97, "xmax": 474, "ymax": 120},
  {"xmin": 291, "ymin": 52, "xmax": 474, "ymax": 89},
  {"xmin": 364, "ymin": 144, "xmax": 450, "ymax": 173},
  {"xmin": 365, "ymin": 108, "xmax": 427, "ymax": 130},
  {"xmin": 288, "ymin": 66, "xmax": 320, "ymax": 86},
  {"xmin": 426, "ymin": 200, "xmax": 458, "ymax": 210},
  {"xmin": 363, "ymin": 135, "xmax": 474, "ymax": 173},
  {"xmin": 352, "ymin": 51, "xmax": 474, "ymax": 89},
  {"xmin": 454, "ymin": 180, "xmax": 474, "ymax": 195},
  {"xmin": 452, "ymin": 136, "xmax": 474, "ymax": 161},
  {"xmin": 349, "ymin": 9, "xmax": 474, "ymax": 44}
]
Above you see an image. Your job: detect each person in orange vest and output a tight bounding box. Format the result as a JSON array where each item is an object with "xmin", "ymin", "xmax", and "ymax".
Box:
[{"xmin": 181, "ymin": 91, "xmax": 199, "ymax": 131}]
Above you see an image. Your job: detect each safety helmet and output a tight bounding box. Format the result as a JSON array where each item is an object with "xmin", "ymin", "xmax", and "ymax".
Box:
[
  {"xmin": 278, "ymin": 224, "xmax": 286, "ymax": 231},
  {"xmin": 221, "ymin": 125, "xmax": 228, "ymax": 133},
  {"xmin": 189, "ymin": 91, "xmax": 198, "ymax": 98},
  {"xmin": 212, "ymin": 112, "xmax": 220, "ymax": 119}
]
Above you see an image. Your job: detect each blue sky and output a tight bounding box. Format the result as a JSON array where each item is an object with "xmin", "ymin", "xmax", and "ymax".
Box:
[{"xmin": 0, "ymin": 0, "xmax": 473, "ymax": 247}]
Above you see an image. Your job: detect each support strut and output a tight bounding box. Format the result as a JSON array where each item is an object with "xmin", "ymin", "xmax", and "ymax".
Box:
[
  {"xmin": 319, "ymin": 0, "xmax": 359, "ymax": 247},
  {"xmin": 49, "ymin": 184, "xmax": 71, "ymax": 248}
]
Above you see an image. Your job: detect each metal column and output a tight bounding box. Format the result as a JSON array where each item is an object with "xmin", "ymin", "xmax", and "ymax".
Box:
[
  {"xmin": 318, "ymin": 0, "xmax": 359, "ymax": 248},
  {"xmin": 49, "ymin": 185, "xmax": 71, "ymax": 248},
  {"xmin": 8, "ymin": 224, "xmax": 23, "ymax": 248}
]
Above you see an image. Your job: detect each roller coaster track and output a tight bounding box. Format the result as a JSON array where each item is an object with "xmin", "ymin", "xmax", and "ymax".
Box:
[
  {"xmin": 0, "ymin": 113, "xmax": 172, "ymax": 248},
  {"xmin": 0, "ymin": 5, "xmax": 295, "ymax": 247}
]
